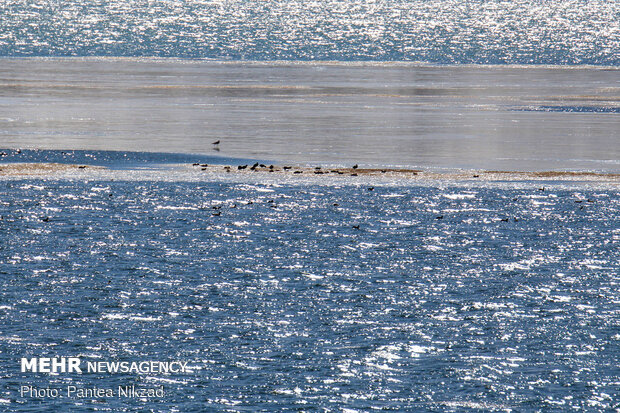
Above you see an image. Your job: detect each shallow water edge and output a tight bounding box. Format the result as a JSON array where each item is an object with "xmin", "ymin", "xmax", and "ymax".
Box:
[{"xmin": 1, "ymin": 58, "xmax": 618, "ymax": 172}]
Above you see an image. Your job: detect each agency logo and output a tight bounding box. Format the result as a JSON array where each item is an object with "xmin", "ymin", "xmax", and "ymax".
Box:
[
  {"xmin": 21, "ymin": 357, "xmax": 82, "ymax": 374},
  {"xmin": 20, "ymin": 357, "xmax": 189, "ymax": 374}
]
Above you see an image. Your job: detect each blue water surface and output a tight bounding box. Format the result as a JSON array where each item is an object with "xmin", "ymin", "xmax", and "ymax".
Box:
[
  {"xmin": 0, "ymin": 0, "xmax": 618, "ymax": 65},
  {"xmin": 0, "ymin": 171, "xmax": 618, "ymax": 411}
]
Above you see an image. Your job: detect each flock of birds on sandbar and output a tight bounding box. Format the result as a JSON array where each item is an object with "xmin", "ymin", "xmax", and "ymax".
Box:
[
  {"xmin": 191, "ymin": 161, "xmax": 369, "ymax": 176},
  {"xmin": 202, "ymin": 140, "xmax": 406, "ymax": 176},
  {"xmin": 204, "ymin": 139, "xmax": 373, "ymax": 176}
]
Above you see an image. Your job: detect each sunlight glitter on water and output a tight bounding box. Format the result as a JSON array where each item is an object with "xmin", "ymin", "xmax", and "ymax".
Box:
[{"xmin": 1, "ymin": 168, "xmax": 618, "ymax": 410}]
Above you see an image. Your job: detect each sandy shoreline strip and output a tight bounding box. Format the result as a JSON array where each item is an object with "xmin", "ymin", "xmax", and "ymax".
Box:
[
  {"xmin": 1, "ymin": 162, "xmax": 619, "ymax": 182},
  {"xmin": 0, "ymin": 163, "xmax": 102, "ymax": 176},
  {"xmin": 188, "ymin": 163, "xmax": 620, "ymax": 182}
]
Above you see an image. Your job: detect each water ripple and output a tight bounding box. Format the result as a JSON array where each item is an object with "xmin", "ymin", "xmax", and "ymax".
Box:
[
  {"xmin": 0, "ymin": 178, "xmax": 618, "ymax": 410},
  {"xmin": 0, "ymin": 0, "xmax": 618, "ymax": 64}
]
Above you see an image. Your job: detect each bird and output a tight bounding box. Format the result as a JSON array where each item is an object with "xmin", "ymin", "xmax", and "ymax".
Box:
[
  {"xmin": 212, "ymin": 140, "xmax": 220, "ymax": 145},
  {"xmin": 352, "ymin": 164, "xmax": 358, "ymax": 169},
  {"xmin": 352, "ymin": 224, "xmax": 360, "ymax": 229},
  {"xmin": 436, "ymin": 215, "xmax": 444, "ymax": 220}
]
